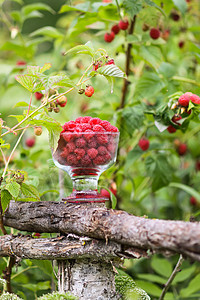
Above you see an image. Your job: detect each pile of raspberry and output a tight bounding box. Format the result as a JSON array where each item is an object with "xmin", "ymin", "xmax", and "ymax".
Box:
[{"xmin": 56, "ymin": 116, "xmax": 119, "ymax": 167}]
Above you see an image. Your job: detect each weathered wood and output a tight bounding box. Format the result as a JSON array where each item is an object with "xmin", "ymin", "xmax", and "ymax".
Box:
[
  {"xmin": 0, "ymin": 234, "xmax": 144, "ymax": 260},
  {"xmin": 58, "ymin": 259, "xmax": 120, "ymax": 299},
  {"xmin": 3, "ymin": 201, "xmax": 200, "ymax": 261}
]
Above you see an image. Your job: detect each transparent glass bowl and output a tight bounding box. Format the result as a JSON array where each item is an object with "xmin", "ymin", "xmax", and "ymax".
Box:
[{"xmin": 52, "ymin": 131, "xmax": 119, "ymax": 202}]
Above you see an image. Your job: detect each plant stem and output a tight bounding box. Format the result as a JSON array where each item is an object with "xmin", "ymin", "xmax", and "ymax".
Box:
[
  {"xmin": 0, "ymin": 176, "xmax": 7, "ymax": 235},
  {"xmin": 3, "ymin": 257, "xmax": 16, "ymax": 293},
  {"xmin": 119, "ymin": 15, "xmax": 136, "ymax": 109},
  {"xmin": 159, "ymin": 255, "xmax": 184, "ymax": 300},
  {"xmin": 172, "ymin": 76, "xmax": 200, "ymax": 87}
]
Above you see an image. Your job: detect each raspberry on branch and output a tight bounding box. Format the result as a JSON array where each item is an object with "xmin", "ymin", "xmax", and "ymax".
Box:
[
  {"xmin": 85, "ymin": 85, "xmax": 94, "ymax": 97},
  {"xmin": 138, "ymin": 138, "xmax": 150, "ymax": 151},
  {"xmin": 118, "ymin": 20, "xmax": 129, "ymax": 30},
  {"xmin": 104, "ymin": 32, "xmax": 115, "ymax": 43}
]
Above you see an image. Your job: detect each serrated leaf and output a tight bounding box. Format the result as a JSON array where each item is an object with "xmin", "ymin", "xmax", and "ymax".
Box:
[
  {"xmin": 144, "ymin": 0, "xmax": 166, "ymax": 16},
  {"xmin": 59, "ymin": 3, "xmax": 90, "ymax": 13},
  {"xmin": 5, "ymin": 181, "xmax": 20, "ymax": 198},
  {"xmin": 22, "ymin": 3, "xmax": 54, "ymax": 16},
  {"xmin": 140, "ymin": 46, "xmax": 163, "ymax": 70},
  {"xmin": 15, "ymin": 75, "xmax": 34, "ymax": 92},
  {"xmin": 21, "ymin": 183, "xmax": 40, "ymax": 200},
  {"xmin": 49, "ymin": 127, "xmax": 62, "ymax": 153},
  {"xmin": 180, "ymin": 274, "xmax": 200, "ymax": 297},
  {"xmin": 38, "ymin": 74, "xmax": 74, "ymax": 92},
  {"xmin": 0, "ymin": 138, "xmax": 10, "ymax": 149},
  {"xmin": 123, "ymin": 0, "xmax": 142, "ymax": 17},
  {"xmin": 14, "ymin": 101, "xmax": 29, "ymax": 108},
  {"xmin": 151, "ymin": 256, "xmax": 172, "ymax": 278},
  {"xmin": 98, "ymin": 65, "xmax": 126, "ymax": 78},
  {"xmin": 64, "ymin": 44, "xmax": 95, "ymax": 57},
  {"xmin": 40, "ymin": 63, "xmax": 52, "ymax": 73},
  {"xmin": 172, "ymin": 0, "xmax": 187, "ymax": 14},
  {"xmin": 1, "ymin": 190, "xmax": 12, "ymax": 212},
  {"xmin": 27, "ymin": 65, "xmax": 40, "ymax": 75},
  {"xmin": 122, "ymin": 106, "xmax": 145, "ymax": 134},
  {"xmin": 30, "ymin": 26, "xmax": 64, "ymax": 39},
  {"xmin": 9, "ymin": 114, "xmax": 26, "ymax": 123}
]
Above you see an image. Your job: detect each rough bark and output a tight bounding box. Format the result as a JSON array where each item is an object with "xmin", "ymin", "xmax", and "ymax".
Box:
[
  {"xmin": 58, "ymin": 259, "xmax": 120, "ymax": 300},
  {"xmin": 0, "ymin": 234, "xmax": 144, "ymax": 260},
  {"xmin": 3, "ymin": 201, "xmax": 200, "ymax": 261}
]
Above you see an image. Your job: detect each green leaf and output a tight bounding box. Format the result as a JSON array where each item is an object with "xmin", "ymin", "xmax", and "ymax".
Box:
[
  {"xmin": 97, "ymin": 64, "xmax": 126, "ymax": 78},
  {"xmin": 169, "ymin": 182, "xmax": 200, "ymax": 202},
  {"xmin": 140, "ymin": 46, "xmax": 163, "ymax": 70},
  {"xmin": 122, "ymin": 106, "xmax": 145, "ymax": 134},
  {"xmin": 172, "ymin": 0, "xmax": 187, "ymax": 14},
  {"xmin": 135, "ymin": 280, "xmax": 162, "ymax": 297},
  {"xmin": 172, "ymin": 265, "xmax": 196, "ymax": 284},
  {"xmin": 39, "ymin": 74, "xmax": 75, "ymax": 92},
  {"xmin": 22, "ymin": 3, "xmax": 55, "ymax": 15},
  {"xmin": 137, "ymin": 273, "xmax": 166, "ymax": 285},
  {"xmin": 144, "ymin": 0, "xmax": 166, "ymax": 16},
  {"xmin": 64, "ymin": 44, "xmax": 95, "ymax": 57},
  {"xmin": 123, "ymin": 0, "xmax": 142, "ymax": 17},
  {"xmin": 111, "ymin": 192, "xmax": 117, "ymax": 209},
  {"xmin": 30, "ymin": 26, "xmax": 64, "ymax": 39},
  {"xmin": 21, "ymin": 183, "xmax": 40, "ymax": 200},
  {"xmin": 14, "ymin": 101, "xmax": 29, "ymax": 108},
  {"xmin": 39, "ymin": 63, "xmax": 52, "ymax": 73},
  {"xmin": 59, "ymin": 3, "xmax": 90, "ymax": 13},
  {"xmin": 151, "ymin": 256, "xmax": 172, "ymax": 278},
  {"xmin": 49, "ymin": 127, "xmax": 62, "ymax": 153},
  {"xmin": 1, "ymin": 190, "xmax": 12, "ymax": 212},
  {"xmin": 15, "ymin": 75, "xmax": 34, "ymax": 92},
  {"xmin": 5, "ymin": 181, "xmax": 20, "ymax": 198},
  {"xmin": 180, "ymin": 274, "xmax": 200, "ymax": 297}
]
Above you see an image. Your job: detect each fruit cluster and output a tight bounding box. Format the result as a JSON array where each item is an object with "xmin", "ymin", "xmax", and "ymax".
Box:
[
  {"xmin": 104, "ymin": 19, "xmax": 129, "ymax": 43},
  {"xmin": 35, "ymin": 90, "xmax": 67, "ymax": 113},
  {"xmin": 54, "ymin": 117, "xmax": 119, "ymax": 168}
]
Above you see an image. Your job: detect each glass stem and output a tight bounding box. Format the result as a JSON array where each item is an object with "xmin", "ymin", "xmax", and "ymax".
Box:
[{"xmin": 72, "ymin": 177, "xmax": 99, "ymax": 193}]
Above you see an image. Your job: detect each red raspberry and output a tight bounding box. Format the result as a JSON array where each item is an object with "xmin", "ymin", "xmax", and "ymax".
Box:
[
  {"xmin": 109, "ymin": 125, "xmax": 118, "ymax": 132},
  {"xmin": 100, "ymin": 121, "xmax": 113, "ymax": 131},
  {"xmin": 16, "ymin": 60, "xmax": 26, "ymax": 66},
  {"xmin": 104, "ymin": 32, "xmax": 115, "ymax": 43},
  {"xmin": 85, "ymin": 85, "xmax": 94, "ymax": 97},
  {"xmin": 79, "ymin": 123, "xmax": 92, "ymax": 131},
  {"xmin": 84, "ymin": 130, "xmax": 95, "ymax": 141},
  {"xmin": 76, "ymin": 138, "xmax": 87, "ymax": 148},
  {"xmin": 190, "ymin": 196, "xmax": 197, "ymax": 206},
  {"xmin": 105, "ymin": 59, "xmax": 115, "ymax": 65},
  {"xmin": 107, "ymin": 143, "xmax": 116, "ymax": 154},
  {"xmin": 93, "ymin": 62, "xmax": 101, "ymax": 71},
  {"xmin": 111, "ymin": 24, "xmax": 120, "ymax": 34},
  {"xmin": 81, "ymin": 116, "xmax": 92, "ymax": 123},
  {"xmin": 97, "ymin": 134, "xmax": 109, "ymax": 145},
  {"xmin": 88, "ymin": 138, "xmax": 97, "ymax": 149},
  {"xmin": 172, "ymin": 115, "xmax": 182, "ymax": 124},
  {"xmin": 66, "ymin": 142, "xmax": 76, "ymax": 153},
  {"xmin": 150, "ymin": 28, "xmax": 160, "ymax": 39},
  {"xmin": 138, "ymin": 138, "xmax": 150, "ymax": 151},
  {"xmin": 98, "ymin": 146, "xmax": 108, "ymax": 155},
  {"xmin": 75, "ymin": 117, "xmax": 83, "ymax": 123},
  {"xmin": 178, "ymin": 41, "xmax": 185, "ymax": 48},
  {"xmin": 25, "ymin": 137, "xmax": 35, "ymax": 148},
  {"xmin": 93, "ymin": 155, "xmax": 106, "ymax": 165},
  {"xmin": 81, "ymin": 155, "xmax": 92, "ymax": 166},
  {"xmin": 167, "ymin": 125, "xmax": 176, "ymax": 133},
  {"xmin": 56, "ymin": 96, "xmax": 67, "ymax": 107},
  {"xmin": 177, "ymin": 143, "xmax": 187, "ymax": 156},
  {"xmin": 195, "ymin": 160, "xmax": 200, "ymax": 171},
  {"xmin": 62, "ymin": 132, "xmax": 74, "ymax": 142},
  {"xmin": 87, "ymin": 148, "xmax": 98, "ymax": 159},
  {"xmin": 89, "ymin": 118, "xmax": 101, "ymax": 126},
  {"xmin": 93, "ymin": 125, "xmax": 105, "ymax": 132},
  {"xmin": 104, "ymin": 153, "xmax": 112, "ymax": 164},
  {"xmin": 61, "ymin": 148, "xmax": 70, "ymax": 158},
  {"xmin": 100, "ymin": 189, "xmax": 110, "ymax": 199},
  {"xmin": 118, "ymin": 20, "xmax": 129, "ymax": 30},
  {"xmin": 75, "ymin": 148, "xmax": 85, "ymax": 160},
  {"xmin": 35, "ymin": 92, "xmax": 43, "ymax": 100},
  {"xmin": 63, "ymin": 121, "xmax": 76, "ymax": 132},
  {"xmin": 190, "ymin": 94, "xmax": 200, "ymax": 105},
  {"xmin": 67, "ymin": 154, "xmax": 78, "ymax": 166},
  {"xmin": 178, "ymin": 92, "xmax": 192, "ymax": 107}
]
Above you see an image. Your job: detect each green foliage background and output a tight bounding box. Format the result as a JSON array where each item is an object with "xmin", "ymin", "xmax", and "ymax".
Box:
[{"xmin": 0, "ymin": 0, "xmax": 200, "ymax": 299}]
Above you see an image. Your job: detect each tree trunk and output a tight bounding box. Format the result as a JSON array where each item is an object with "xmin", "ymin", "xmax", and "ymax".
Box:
[{"xmin": 58, "ymin": 258, "xmax": 120, "ymax": 300}]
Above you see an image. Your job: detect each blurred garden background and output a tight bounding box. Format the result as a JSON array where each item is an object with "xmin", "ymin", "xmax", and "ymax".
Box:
[{"xmin": 0, "ymin": 0, "xmax": 200, "ymax": 299}]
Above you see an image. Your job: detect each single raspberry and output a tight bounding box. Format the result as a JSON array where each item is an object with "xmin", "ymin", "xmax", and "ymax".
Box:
[
  {"xmin": 138, "ymin": 138, "xmax": 150, "ymax": 151},
  {"xmin": 100, "ymin": 121, "xmax": 113, "ymax": 131},
  {"xmin": 172, "ymin": 115, "xmax": 182, "ymax": 124},
  {"xmin": 178, "ymin": 93, "xmax": 192, "ymax": 107},
  {"xmin": 76, "ymin": 138, "xmax": 87, "ymax": 148},
  {"xmin": 79, "ymin": 123, "xmax": 92, "ymax": 131},
  {"xmin": 87, "ymin": 148, "xmax": 98, "ymax": 159},
  {"xmin": 109, "ymin": 125, "xmax": 119, "ymax": 132},
  {"xmin": 97, "ymin": 134, "xmax": 109, "ymax": 145},
  {"xmin": 93, "ymin": 125, "xmax": 105, "ymax": 132},
  {"xmin": 107, "ymin": 143, "xmax": 116, "ymax": 154},
  {"xmin": 93, "ymin": 155, "xmax": 106, "ymax": 165},
  {"xmin": 118, "ymin": 20, "xmax": 129, "ymax": 30},
  {"xmin": 25, "ymin": 137, "xmax": 35, "ymax": 148},
  {"xmin": 61, "ymin": 148, "xmax": 70, "ymax": 158},
  {"xmin": 171, "ymin": 12, "xmax": 180, "ymax": 21},
  {"xmin": 104, "ymin": 32, "xmax": 115, "ymax": 43},
  {"xmin": 67, "ymin": 154, "xmax": 78, "ymax": 166},
  {"xmin": 75, "ymin": 148, "xmax": 85, "ymax": 160},
  {"xmin": 56, "ymin": 96, "xmax": 67, "ymax": 107},
  {"xmin": 195, "ymin": 160, "xmax": 200, "ymax": 171},
  {"xmin": 190, "ymin": 196, "xmax": 197, "ymax": 206},
  {"xmin": 88, "ymin": 138, "xmax": 97, "ymax": 149},
  {"xmin": 75, "ymin": 117, "xmax": 83, "ymax": 123},
  {"xmin": 105, "ymin": 59, "xmax": 115, "ymax": 65},
  {"xmin": 62, "ymin": 132, "xmax": 74, "ymax": 142},
  {"xmin": 177, "ymin": 143, "xmax": 187, "ymax": 156},
  {"xmin": 66, "ymin": 142, "xmax": 76, "ymax": 153},
  {"xmin": 190, "ymin": 94, "xmax": 200, "ymax": 105},
  {"xmin": 149, "ymin": 28, "xmax": 160, "ymax": 39},
  {"xmin": 85, "ymin": 85, "xmax": 94, "ymax": 97},
  {"xmin": 97, "ymin": 146, "xmax": 108, "ymax": 155},
  {"xmin": 35, "ymin": 92, "xmax": 43, "ymax": 100},
  {"xmin": 62, "ymin": 121, "xmax": 76, "ymax": 132},
  {"xmin": 178, "ymin": 41, "xmax": 185, "ymax": 48},
  {"xmin": 34, "ymin": 126, "xmax": 42, "ymax": 136},
  {"xmin": 89, "ymin": 118, "xmax": 101, "ymax": 126},
  {"xmin": 81, "ymin": 155, "xmax": 92, "ymax": 166},
  {"xmin": 104, "ymin": 152, "xmax": 112, "ymax": 164},
  {"xmin": 16, "ymin": 60, "xmax": 26, "ymax": 66},
  {"xmin": 84, "ymin": 130, "xmax": 95, "ymax": 141},
  {"xmin": 93, "ymin": 62, "xmax": 101, "ymax": 71},
  {"xmin": 100, "ymin": 189, "xmax": 110, "ymax": 199},
  {"xmin": 111, "ymin": 24, "xmax": 120, "ymax": 34},
  {"xmin": 167, "ymin": 125, "xmax": 176, "ymax": 133},
  {"xmin": 81, "ymin": 116, "xmax": 92, "ymax": 123}
]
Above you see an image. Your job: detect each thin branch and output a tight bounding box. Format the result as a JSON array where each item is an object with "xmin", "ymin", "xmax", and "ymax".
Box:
[
  {"xmin": 2, "ymin": 256, "xmax": 16, "ymax": 293},
  {"xmin": 0, "ymin": 176, "xmax": 7, "ymax": 235},
  {"xmin": 159, "ymin": 255, "xmax": 184, "ymax": 300}
]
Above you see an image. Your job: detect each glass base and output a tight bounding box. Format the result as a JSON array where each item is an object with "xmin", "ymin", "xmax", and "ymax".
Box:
[{"xmin": 62, "ymin": 190, "xmax": 109, "ymax": 203}]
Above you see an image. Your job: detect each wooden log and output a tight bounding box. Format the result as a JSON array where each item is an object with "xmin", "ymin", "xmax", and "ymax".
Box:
[{"xmin": 3, "ymin": 201, "xmax": 200, "ymax": 261}]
